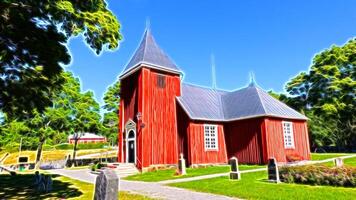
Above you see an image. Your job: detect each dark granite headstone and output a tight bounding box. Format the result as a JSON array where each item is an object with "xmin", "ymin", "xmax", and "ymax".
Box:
[
  {"xmin": 268, "ymin": 157, "xmax": 280, "ymax": 183},
  {"xmin": 178, "ymin": 153, "xmax": 187, "ymax": 175},
  {"xmin": 229, "ymin": 157, "xmax": 241, "ymax": 180},
  {"xmin": 94, "ymin": 168, "xmax": 119, "ymax": 200}
]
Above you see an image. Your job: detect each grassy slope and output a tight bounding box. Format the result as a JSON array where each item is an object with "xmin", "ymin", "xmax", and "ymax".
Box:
[
  {"xmin": 170, "ymin": 171, "xmax": 356, "ymax": 200},
  {"xmin": 0, "ymin": 173, "xmax": 152, "ymax": 200},
  {"xmin": 125, "ymin": 165, "xmax": 265, "ymax": 182},
  {"xmin": 2, "ymin": 149, "xmax": 113, "ymax": 165}
]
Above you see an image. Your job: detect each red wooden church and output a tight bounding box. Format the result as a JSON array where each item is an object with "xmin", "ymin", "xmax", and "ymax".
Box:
[{"xmin": 118, "ymin": 29, "xmax": 310, "ymax": 170}]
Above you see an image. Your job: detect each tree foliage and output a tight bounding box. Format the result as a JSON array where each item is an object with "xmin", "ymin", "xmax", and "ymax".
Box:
[
  {"xmin": 0, "ymin": 72, "xmax": 103, "ymax": 163},
  {"xmin": 101, "ymin": 80, "xmax": 120, "ymax": 145},
  {"xmin": 0, "ymin": 0, "xmax": 121, "ymax": 118},
  {"xmin": 284, "ymin": 38, "xmax": 356, "ymax": 150}
]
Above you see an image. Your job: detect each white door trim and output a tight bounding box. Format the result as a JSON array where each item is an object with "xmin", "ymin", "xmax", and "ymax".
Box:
[{"xmin": 125, "ymin": 119, "xmax": 136, "ymax": 164}]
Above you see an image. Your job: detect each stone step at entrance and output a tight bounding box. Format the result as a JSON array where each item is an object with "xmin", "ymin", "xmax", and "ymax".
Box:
[{"xmin": 111, "ymin": 163, "xmax": 139, "ymax": 178}]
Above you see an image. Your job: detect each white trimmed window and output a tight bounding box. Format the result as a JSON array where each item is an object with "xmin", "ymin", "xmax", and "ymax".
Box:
[
  {"xmin": 282, "ymin": 121, "xmax": 295, "ymax": 148},
  {"xmin": 204, "ymin": 125, "xmax": 218, "ymax": 151}
]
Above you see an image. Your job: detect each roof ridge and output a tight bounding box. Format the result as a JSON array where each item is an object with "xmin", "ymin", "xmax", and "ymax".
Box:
[
  {"xmin": 142, "ymin": 29, "xmax": 149, "ymax": 62},
  {"xmin": 254, "ymin": 86, "xmax": 268, "ymax": 115},
  {"xmin": 182, "ymin": 82, "xmax": 229, "ymax": 92}
]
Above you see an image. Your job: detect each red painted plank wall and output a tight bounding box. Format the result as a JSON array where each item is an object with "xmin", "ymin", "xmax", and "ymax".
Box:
[
  {"xmin": 225, "ymin": 118, "xmax": 265, "ymax": 164},
  {"xmin": 141, "ymin": 67, "xmax": 181, "ymax": 167},
  {"xmin": 264, "ymin": 118, "xmax": 310, "ymax": 163},
  {"xmin": 176, "ymin": 104, "xmax": 190, "ymax": 165},
  {"xmin": 188, "ymin": 122, "xmax": 228, "ymax": 165},
  {"xmin": 120, "ymin": 71, "xmax": 142, "ymax": 168},
  {"xmin": 118, "ymin": 98, "xmax": 124, "ymax": 162}
]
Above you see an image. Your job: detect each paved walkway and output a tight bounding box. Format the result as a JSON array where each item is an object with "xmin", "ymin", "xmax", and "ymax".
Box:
[{"xmin": 50, "ymin": 169, "xmax": 237, "ymax": 200}]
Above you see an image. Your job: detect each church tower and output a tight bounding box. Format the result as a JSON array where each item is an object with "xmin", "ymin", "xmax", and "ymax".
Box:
[{"xmin": 118, "ymin": 29, "xmax": 182, "ymax": 169}]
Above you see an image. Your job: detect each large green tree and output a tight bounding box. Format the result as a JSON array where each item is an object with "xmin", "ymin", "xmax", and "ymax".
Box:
[
  {"xmin": 30, "ymin": 72, "xmax": 102, "ymax": 166},
  {"xmin": 0, "ymin": 72, "xmax": 103, "ymax": 166},
  {"xmin": 0, "ymin": 0, "xmax": 121, "ymax": 118},
  {"xmin": 101, "ymin": 80, "xmax": 120, "ymax": 146},
  {"xmin": 285, "ymin": 38, "xmax": 356, "ymax": 150}
]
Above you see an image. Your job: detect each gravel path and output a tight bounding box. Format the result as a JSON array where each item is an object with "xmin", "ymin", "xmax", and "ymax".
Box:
[{"xmin": 49, "ymin": 169, "xmax": 237, "ymax": 200}]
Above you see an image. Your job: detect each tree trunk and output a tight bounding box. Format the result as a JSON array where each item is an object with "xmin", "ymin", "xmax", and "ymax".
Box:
[
  {"xmin": 35, "ymin": 139, "xmax": 45, "ymax": 169},
  {"xmin": 72, "ymin": 139, "xmax": 79, "ymax": 167}
]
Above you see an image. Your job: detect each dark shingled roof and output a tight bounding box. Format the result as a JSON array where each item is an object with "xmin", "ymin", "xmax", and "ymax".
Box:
[
  {"xmin": 177, "ymin": 83, "xmax": 307, "ymax": 121},
  {"xmin": 120, "ymin": 29, "xmax": 181, "ymax": 78}
]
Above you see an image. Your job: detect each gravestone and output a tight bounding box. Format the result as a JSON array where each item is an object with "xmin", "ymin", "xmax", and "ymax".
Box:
[
  {"xmin": 334, "ymin": 158, "xmax": 344, "ymax": 167},
  {"xmin": 94, "ymin": 168, "xmax": 119, "ymax": 200},
  {"xmin": 178, "ymin": 153, "xmax": 187, "ymax": 175},
  {"xmin": 229, "ymin": 157, "xmax": 241, "ymax": 180},
  {"xmin": 268, "ymin": 157, "xmax": 280, "ymax": 183},
  {"xmin": 45, "ymin": 175, "xmax": 53, "ymax": 192}
]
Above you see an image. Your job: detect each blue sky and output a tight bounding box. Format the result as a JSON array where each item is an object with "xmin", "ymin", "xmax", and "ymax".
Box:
[{"xmin": 66, "ymin": 0, "xmax": 356, "ymax": 104}]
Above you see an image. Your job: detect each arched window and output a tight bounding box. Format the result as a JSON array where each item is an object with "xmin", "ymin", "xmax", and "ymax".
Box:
[{"xmin": 128, "ymin": 130, "xmax": 135, "ymax": 139}]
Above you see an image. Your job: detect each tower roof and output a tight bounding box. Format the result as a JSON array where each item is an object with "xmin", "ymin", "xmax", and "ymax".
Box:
[{"xmin": 120, "ymin": 29, "xmax": 182, "ymax": 79}]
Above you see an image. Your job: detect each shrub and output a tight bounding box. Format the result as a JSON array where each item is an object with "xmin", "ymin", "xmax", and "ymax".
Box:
[
  {"xmin": 43, "ymin": 144, "xmax": 56, "ymax": 151},
  {"xmin": 55, "ymin": 143, "xmax": 73, "ymax": 150},
  {"xmin": 91, "ymin": 162, "xmax": 107, "ymax": 171},
  {"xmin": 286, "ymin": 153, "xmax": 304, "ymax": 162},
  {"xmin": 55, "ymin": 142, "xmax": 109, "ymax": 150},
  {"xmin": 279, "ymin": 165, "xmax": 356, "ymax": 187}
]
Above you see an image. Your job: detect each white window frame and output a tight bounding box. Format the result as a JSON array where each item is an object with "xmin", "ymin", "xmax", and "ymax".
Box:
[
  {"xmin": 204, "ymin": 124, "xmax": 218, "ymax": 151},
  {"xmin": 282, "ymin": 121, "xmax": 295, "ymax": 149}
]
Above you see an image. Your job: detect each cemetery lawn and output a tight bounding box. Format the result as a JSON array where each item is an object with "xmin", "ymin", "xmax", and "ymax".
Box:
[
  {"xmin": 125, "ymin": 165, "xmax": 265, "ymax": 182},
  {"xmin": 318, "ymin": 156, "xmax": 356, "ymax": 167},
  {"xmin": 169, "ymin": 170, "xmax": 356, "ymax": 200},
  {"xmin": 311, "ymin": 153, "xmax": 350, "ymax": 161},
  {"xmin": 0, "ymin": 173, "xmax": 152, "ymax": 200}
]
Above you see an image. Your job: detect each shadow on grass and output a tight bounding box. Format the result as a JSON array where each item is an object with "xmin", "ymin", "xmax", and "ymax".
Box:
[{"xmin": 0, "ymin": 174, "xmax": 83, "ymax": 200}]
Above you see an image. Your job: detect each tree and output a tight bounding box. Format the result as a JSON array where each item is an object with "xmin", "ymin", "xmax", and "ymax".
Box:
[
  {"xmin": 285, "ymin": 38, "xmax": 356, "ymax": 150},
  {"xmin": 0, "ymin": 0, "xmax": 122, "ymax": 118},
  {"xmin": 25, "ymin": 72, "xmax": 102, "ymax": 167},
  {"xmin": 101, "ymin": 81, "xmax": 120, "ymax": 146}
]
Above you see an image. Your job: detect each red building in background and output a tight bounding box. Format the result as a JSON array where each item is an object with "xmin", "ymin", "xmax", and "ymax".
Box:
[
  {"xmin": 68, "ymin": 133, "xmax": 106, "ymax": 144},
  {"xmin": 118, "ymin": 29, "xmax": 310, "ymax": 170}
]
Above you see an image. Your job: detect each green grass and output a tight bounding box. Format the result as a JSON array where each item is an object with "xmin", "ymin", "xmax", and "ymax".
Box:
[
  {"xmin": 125, "ymin": 165, "xmax": 265, "ymax": 182},
  {"xmin": 0, "ymin": 173, "xmax": 152, "ymax": 200},
  {"xmin": 169, "ymin": 170, "xmax": 356, "ymax": 200},
  {"xmin": 344, "ymin": 156, "xmax": 356, "ymax": 166},
  {"xmin": 311, "ymin": 153, "xmax": 349, "ymax": 161},
  {"xmin": 318, "ymin": 156, "xmax": 356, "ymax": 167}
]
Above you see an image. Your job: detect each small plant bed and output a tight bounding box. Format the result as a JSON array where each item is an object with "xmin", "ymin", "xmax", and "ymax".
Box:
[
  {"xmin": 0, "ymin": 173, "xmax": 153, "ymax": 200},
  {"xmin": 280, "ymin": 165, "xmax": 356, "ymax": 187},
  {"xmin": 125, "ymin": 165, "xmax": 264, "ymax": 182},
  {"xmin": 311, "ymin": 153, "xmax": 350, "ymax": 161},
  {"xmin": 169, "ymin": 171, "xmax": 356, "ymax": 200}
]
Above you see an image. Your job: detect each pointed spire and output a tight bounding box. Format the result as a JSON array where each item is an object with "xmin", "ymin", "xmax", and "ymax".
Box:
[
  {"xmin": 120, "ymin": 26, "xmax": 181, "ymax": 78},
  {"xmin": 211, "ymin": 54, "xmax": 217, "ymax": 89},
  {"xmin": 249, "ymin": 71, "xmax": 256, "ymax": 87},
  {"xmin": 145, "ymin": 17, "xmax": 151, "ymax": 31}
]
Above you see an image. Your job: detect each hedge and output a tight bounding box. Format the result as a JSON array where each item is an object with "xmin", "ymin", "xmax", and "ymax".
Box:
[
  {"xmin": 54, "ymin": 142, "xmax": 109, "ymax": 150},
  {"xmin": 279, "ymin": 165, "xmax": 356, "ymax": 187}
]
